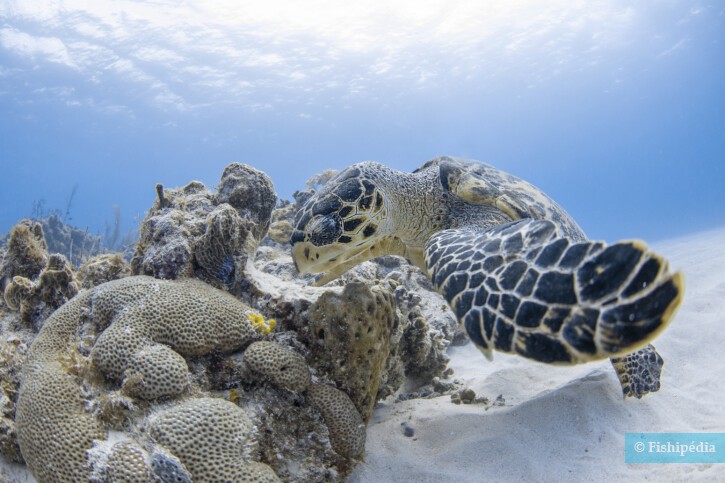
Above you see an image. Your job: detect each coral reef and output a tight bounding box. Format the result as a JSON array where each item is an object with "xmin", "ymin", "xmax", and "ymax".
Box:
[
  {"xmin": 1, "ymin": 163, "xmax": 458, "ymax": 482},
  {"xmin": 39, "ymin": 214, "xmax": 103, "ymax": 267}
]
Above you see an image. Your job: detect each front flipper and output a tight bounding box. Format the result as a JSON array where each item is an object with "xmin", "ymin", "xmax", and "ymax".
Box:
[{"xmin": 424, "ymin": 219, "xmax": 684, "ymax": 365}]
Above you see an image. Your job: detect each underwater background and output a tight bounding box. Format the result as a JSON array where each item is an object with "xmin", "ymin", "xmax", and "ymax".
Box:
[{"xmin": 1, "ymin": 0, "xmax": 723, "ymax": 243}]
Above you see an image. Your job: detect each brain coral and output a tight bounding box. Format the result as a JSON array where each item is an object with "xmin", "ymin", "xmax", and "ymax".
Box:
[
  {"xmin": 122, "ymin": 344, "xmax": 190, "ymax": 400},
  {"xmin": 244, "ymin": 341, "xmax": 311, "ymax": 393},
  {"xmin": 306, "ymin": 383, "xmax": 366, "ymax": 460},
  {"xmin": 15, "ymin": 275, "xmax": 274, "ymax": 482},
  {"xmin": 89, "ymin": 276, "xmax": 264, "ymax": 391},
  {"xmin": 94, "ymin": 440, "xmax": 154, "ymax": 482},
  {"xmin": 15, "ymin": 291, "xmax": 107, "ymax": 483},
  {"xmin": 148, "ymin": 397, "xmax": 279, "ymax": 482}
]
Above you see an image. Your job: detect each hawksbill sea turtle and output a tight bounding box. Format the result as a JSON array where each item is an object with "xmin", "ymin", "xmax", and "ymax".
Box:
[{"xmin": 290, "ymin": 157, "xmax": 684, "ymax": 398}]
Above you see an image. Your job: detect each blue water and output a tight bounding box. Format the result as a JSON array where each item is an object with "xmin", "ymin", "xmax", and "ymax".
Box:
[{"xmin": 1, "ymin": 1, "xmax": 723, "ymax": 243}]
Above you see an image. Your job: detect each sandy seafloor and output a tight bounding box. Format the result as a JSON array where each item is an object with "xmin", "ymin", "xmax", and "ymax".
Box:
[
  {"xmin": 349, "ymin": 227, "xmax": 725, "ymax": 483},
  {"xmin": 2, "ymin": 227, "xmax": 724, "ymax": 482}
]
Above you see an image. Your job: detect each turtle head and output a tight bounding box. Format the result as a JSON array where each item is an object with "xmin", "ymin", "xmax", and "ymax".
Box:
[{"xmin": 290, "ymin": 163, "xmax": 402, "ymax": 285}]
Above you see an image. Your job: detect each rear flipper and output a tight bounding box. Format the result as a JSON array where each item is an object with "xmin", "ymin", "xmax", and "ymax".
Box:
[
  {"xmin": 424, "ymin": 219, "xmax": 684, "ymax": 367},
  {"xmin": 611, "ymin": 344, "xmax": 664, "ymax": 399}
]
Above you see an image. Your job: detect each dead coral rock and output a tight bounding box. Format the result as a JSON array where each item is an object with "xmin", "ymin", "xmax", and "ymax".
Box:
[
  {"xmin": 306, "ymin": 383, "xmax": 366, "ymax": 460},
  {"xmin": 216, "ymin": 163, "xmax": 276, "ymax": 243},
  {"xmin": 194, "ymin": 203, "xmax": 247, "ymax": 286},
  {"xmin": 305, "ymin": 282, "xmax": 395, "ymax": 422},
  {"xmin": 132, "ymin": 164, "xmax": 275, "ymax": 294},
  {"xmin": 0, "ymin": 373, "xmax": 21, "ymax": 463},
  {"xmin": 131, "ymin": 180, "xmax": 213, "ymax": 280},
  {"xmin": 0, "ymin": 321, "xmax": 31, "ymax": 464},
  {"xmin": 244, "ymin": 341, "xmax": 311, "ymax": 393},
  {"xmin": 377, "ymin": 266, "xmax": 455, "ymax": 389},
  {"xmin": 77, "ymin": 253, "xmax": 131, "ymax": 289},
  {"xmin": 0, "ymin": 402, "xmax": 20, "ymax": 463}
]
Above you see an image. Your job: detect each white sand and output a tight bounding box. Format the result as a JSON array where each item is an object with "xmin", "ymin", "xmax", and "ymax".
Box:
[
  {"xmin": 349, "ymin": 227, "xmax": 725, "ymax": 483},
  {"xmin": 2, "ymin": 228, "xmax": 724, "ymax": 482}
]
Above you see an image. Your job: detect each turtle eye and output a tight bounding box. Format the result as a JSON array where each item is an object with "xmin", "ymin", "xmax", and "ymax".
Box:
[{"xmin": 309, "ymin": 214, "xmax": 342, "ymax": 246}]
